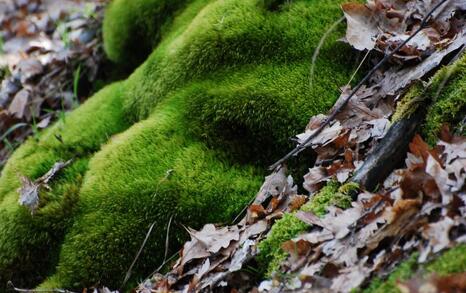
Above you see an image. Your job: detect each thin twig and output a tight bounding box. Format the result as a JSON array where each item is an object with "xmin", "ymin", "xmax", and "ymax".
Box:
[
  {"xmin": 309, "ymin": 16, "xmax": 345, "ymax": 89},
  {"xmin": 7, "ymin": 281, "xmax": 77, "ymax": 293},
  {"xmin": 120, "ymin": 220, "xmax": 157, "ymax": 290},
  {"xmin": 269, "ymin": 0, "xmax": 449, "ymax": 171}
]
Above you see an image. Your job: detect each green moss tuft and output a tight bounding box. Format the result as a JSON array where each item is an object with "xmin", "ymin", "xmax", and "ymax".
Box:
[
  {"xmin": 392, "ymin": 55, "xmax": 466, "ymax": 144},
  {"xmin": 363, "ymin": 245, "xmax": 466, "ymax": 292},
  {"xmin": 391, "ymin": 82, "xmax": 425, "ymax": 123},
  {"xmin": 257, "ymin": 213, "xmax": 310, "ymax": 276},
  {"xmin": 422, "ymin": 55, "xmax": 466, "ymax": 144},
  {"xmin": 302, "ymin": 181, "xmax": 352, "ymax": 216},
  {"xmin": 257, "ymin": 181, "xmax": 353, "ymax": 276}
]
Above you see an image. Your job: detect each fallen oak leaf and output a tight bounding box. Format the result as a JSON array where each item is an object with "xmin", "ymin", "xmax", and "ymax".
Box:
[{"xmin": 186, "ymin": 224, "xmax": 240, "ymax": 255}]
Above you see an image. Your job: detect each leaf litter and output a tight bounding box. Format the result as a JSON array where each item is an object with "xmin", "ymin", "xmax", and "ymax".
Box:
[
  {"xmin": 0, "ymin": 0, "xmax": 106, "ymax": 169},
  {"xmin": 133, "ymin": 0, "xmax": 466, "ymax": 292}
]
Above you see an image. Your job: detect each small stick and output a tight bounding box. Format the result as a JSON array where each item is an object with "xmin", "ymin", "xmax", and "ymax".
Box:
[{"xmin": 269, "ymin": 0, "xmax": 449, "ymax": 171}]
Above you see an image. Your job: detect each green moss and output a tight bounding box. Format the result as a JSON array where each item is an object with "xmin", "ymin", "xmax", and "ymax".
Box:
[
  {"xmin": 257, "ymin": 181, "xmax": 353, "ymax": 276},
  {"xmin": 422, "ymin": 55, "xmax": 466, "ymax": 144},
  {"xmin": 47, "ymin": 97, "xmax": 261, "ymax": 289},
  {"xmin": 103, "ymin": 0, "xmax": 187, "ymax": 67},
  {"xmin": 363, "ymin": 245, "xmax": 466, "ymax": 293},
  {"xmin": 392, "ymin": 55, "xmax": 466, "ymax": 144}
]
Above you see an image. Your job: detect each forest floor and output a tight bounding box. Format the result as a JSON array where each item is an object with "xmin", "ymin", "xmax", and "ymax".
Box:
[{"xmin": 1, "ymin": 0, "xmax": 466, "ymax": 292}]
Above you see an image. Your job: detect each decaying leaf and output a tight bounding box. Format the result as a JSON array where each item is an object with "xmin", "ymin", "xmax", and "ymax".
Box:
[{"xmin": 18, "ymin": 159, "xmax": 72, "ymax": 214}]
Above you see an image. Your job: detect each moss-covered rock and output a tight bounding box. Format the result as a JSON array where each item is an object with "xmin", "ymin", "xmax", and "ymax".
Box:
[{"xmin": 0, "ymin": 0, "xmax": 360, "ymax": 289}]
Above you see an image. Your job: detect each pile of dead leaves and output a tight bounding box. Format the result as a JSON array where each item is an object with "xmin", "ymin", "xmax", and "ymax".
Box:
[
  {"xmin": 0, "ymin": 0, "xmax": 106, "ymax": 168},
  {"xmin": 260, "ymin": 132, "xmax": 466, "ymax": 292}
]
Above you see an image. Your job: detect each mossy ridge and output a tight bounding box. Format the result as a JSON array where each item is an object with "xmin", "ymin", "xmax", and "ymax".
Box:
[
  {"xmin": 45, "ymin": 96, "xmax": 262, "ymax": 289},
  {"xmin": 0, "ymin": 83, "xmax": 129, "ymax": 289},
  {"xmin": 362, "ymin": 245, "xmax": 466, "ymax": 293},
  {"xmin": 123, "ymin": 0, "xmax": 357, "ymax": 122},
  {"xmin": 0, "ymin": 82, "xmax": 128, "ymax": 203},
  {"xmin": 257, "ymin": 181, "xmax": 355, "ymax": 276}
]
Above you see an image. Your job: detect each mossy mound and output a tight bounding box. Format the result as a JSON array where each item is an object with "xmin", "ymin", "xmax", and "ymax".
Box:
[{"xmin": 0, "ymin": 0, "xmax": 358, "ymax": 290}]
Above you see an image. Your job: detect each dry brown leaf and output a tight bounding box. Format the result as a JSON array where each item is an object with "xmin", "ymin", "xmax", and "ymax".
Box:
[
  {"xmin": 188, "ymin": 224, "xmax": 240, "ymax": 254},
  {"xmin": 17, "ymin": 159, "xmax": 72, "ymax": 214},
  {"xmin": 342, "ymin": 3, "xmax": 380, "ymax": 50}
]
